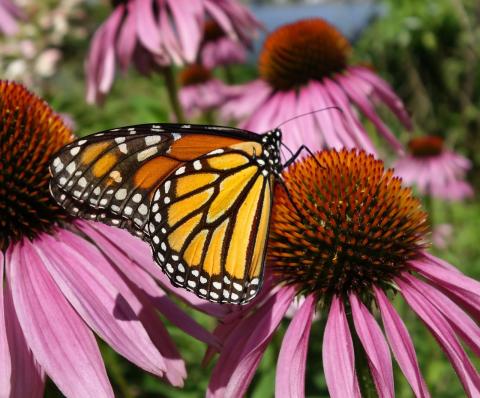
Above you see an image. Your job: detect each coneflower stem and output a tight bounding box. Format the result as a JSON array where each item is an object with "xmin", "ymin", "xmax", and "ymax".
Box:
[
  {"xmin": 424, "ymin": 194, "xmax": 434, "ymax": 227},
  {"xmin": 162, "ymin": 66, "xmax": 185, "ymax": 123},
  {"xmin": 348, "ymin": 313, "xmax": 377, "ymax": 398},
  {"xmin": 204, "ymin": 110, "xmax": 215, "ymax": 125},
  {"xmin": 223, "ymin": 65, "xmax": 235, "ymax": 84}
]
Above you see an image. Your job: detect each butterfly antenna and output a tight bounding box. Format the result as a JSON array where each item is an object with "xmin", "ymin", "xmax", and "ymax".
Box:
[{"xmin": 275, "ymin": 106, "xmax": 343, "ymax": 130}]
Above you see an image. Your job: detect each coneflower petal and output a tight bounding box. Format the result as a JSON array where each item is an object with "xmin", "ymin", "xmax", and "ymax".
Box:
[
  {"xmin": 79, "ymin": 222, "xmax": 229, "ymax": 319},
  {"xmin": 323, "ymin": 296, "xmax": 361, "ymax": 398},
  {"xmin": 338, "ymin": 74, "xmax": 403, "ymax": 152},
  {"xmin": 411, "ymin": 255, "xmax": 480, "ymax": 320},
  {"xmin": 208, "ymin": 286, "xmax": 295, "ymax": 398},
  {"xmin": 398, "ymin": 276, "xmax": 480, "ymax": 397},
  {"xmin": 37, "ymin": 231, "xmax": 170, "ymax": 378},
  {"xmin": 116, "ymin": 2, "xmax": 137, "ymax": 70},
  {"xmin": 168, "ymin": 0, "xmax": 203, "ymax": 63},
  {"xmin": 275, "ymin": 293, "xmax": 315, "ymax": 398},
  {"xmin": 2, "ymin": 269, "xmax": 45, "ymax": 398},
  {"xmin": 350, "ymin": 293, "xmax": 394, "ymax": 398},
  {"xmin": 403, "ymin": 274, "xmax": 480, "ymax": 358},
  {"xmin": 374, "ymin": 286, "xmax": 430, "ymax": 398},
  {"xmin": 135, "ymin": 0, "xmax": 162, "ymax": 54},
  {"xmin": 322, "ymin": 77, "xmax": 375, "ymax": 153},
  {"xmin": 351, "ymin": 66, "xmax": 412, "ymax": 128},
  {"xmin": 7, "ymin": 241, "xmax": 114, "ymax": 398}
]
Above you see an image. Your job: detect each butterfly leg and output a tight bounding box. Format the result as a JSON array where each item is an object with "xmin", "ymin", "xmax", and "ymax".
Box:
[{"xmin": 282, "ymin": 145, "xmax": 323, "ymax": 170}]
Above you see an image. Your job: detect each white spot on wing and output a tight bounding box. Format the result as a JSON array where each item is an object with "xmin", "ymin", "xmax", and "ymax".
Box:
[
  {"xmin": 138, "ymin": 204, "xmax": 148, "ymax": 215},
  {"xmin": 115, "ymin": 188, "xmax": 127, "ymax": 200},
  {"xmin": 137, "ymin": 147, "xmax": 157, "ymax": 161},
  {"xmin": 145, "ymin": 136, "xmax": 161, "ymax": 145},
  {"xmin": 132, "ymin": 193, "xmax": 142, "ymax": 203}
]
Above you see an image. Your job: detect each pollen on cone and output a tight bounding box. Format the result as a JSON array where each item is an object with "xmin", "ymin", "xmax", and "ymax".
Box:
[
  {"xmin": 259, "ymin": 19, "xmax": 351, "ymax": 90},
  {"xmin": 268, "ymin": 149, "xmax": 429, "ymax": 297},
  {"xmin": 0, "ymin": 81, "xmax": 73, "ymax": 249}
]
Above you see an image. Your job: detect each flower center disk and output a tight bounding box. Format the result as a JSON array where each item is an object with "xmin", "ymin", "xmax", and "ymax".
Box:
[
  {"xmin": 203, "ymin": 20, "xmax": 225, "ymax": 43},
  {"xmin": 179, "ymin": 64, "xmax": 212, "ymax": 87},
  {"xmin": 408, "ymin": 136, "xmax": 444, "ymax": 157},
  {"xmin": 259, "ymin": 18, "xmax": 351, "ymax": 91},
  {"xmin": 268, "ymin": 149, "xmax": 429, "ymax": 298},
  {"xmin": 0, "ymin": 81, "xmax": 73, "ymax": 250}
]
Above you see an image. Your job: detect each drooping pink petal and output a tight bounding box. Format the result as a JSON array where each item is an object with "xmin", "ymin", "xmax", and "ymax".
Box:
[
  {"xmin": 116, "ymin": 1, "xmax": 137, "ymax": 70},
  {"xmin": 3, "ymin": 263, "xmax": 45, "ymax": 398},
  {"xmin": 402, "ymin": 274, "xmax": 480, "ymax": 358},
  {"xmin": 204, "ymin": 0, "xmax": 236, "ymax": 39},
  {"xmin": 323, "ymin": 77, "xmax": 376, "ymax": 154},
  {"xmin": 62, "ymin": 227, "xmax": 188, "ymax": 386},
  {"xmin": 398, "ymin": 276, "xmax": 480, "ymax": 397},
  {"xmin": 0, "ymin": 250, "xmax": 10, "ymax": 397},
  {"xmin": 7, "ymin": 239, "xmax": 114, "ymax": 398},
  {"xmin": 410, "ymin": 254, "xmax": 480, "ymax": 320},
  {"xmin": 135, "ymin": 0, "xmax": 162, "ymax": 55},
  {"xmin": 322, "ymin": 296, "xmax": 361, "ymax": 398},
  {"xmin": 350, "ymin": 293, "xmax": 394, "ymax": 398},
  {"xmin": 350, "ymin": 66, "xmax": 412, "ymax": 129},
  {"xmin": 275, "ymin": 293, "xmax": 315, "ymax": 398},
  {"xmin": 37, "ymin": 231, "xmax": 172, "ymax": 379},
  {"xmin": 98, "ymin": 5, "xmax": 123, "ymax": 95},
  {"xmin": 374, "ymin": 286, "xmax": 430, "ymax": 398},
  {"xmin": 208, "ymin": 286, "xmax": 296, "ymax": 398},
  {"xmin": 337, "ymin": 73, "xmax": 403, "ymax": 153},
  {"xmin": 168, "ymin": 0, "xmax": 203, "ymax": 63}
]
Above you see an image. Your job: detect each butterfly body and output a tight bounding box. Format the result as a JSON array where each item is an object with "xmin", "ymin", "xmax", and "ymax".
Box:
[{"xmin": 50, "ymin": 124, "xmax": 282, "ymax": 304}]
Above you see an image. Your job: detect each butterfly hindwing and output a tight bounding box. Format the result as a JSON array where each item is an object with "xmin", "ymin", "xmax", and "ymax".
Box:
[{"xmin": 147, "ymin": 141, "xmax": 273, "ymax": 304}]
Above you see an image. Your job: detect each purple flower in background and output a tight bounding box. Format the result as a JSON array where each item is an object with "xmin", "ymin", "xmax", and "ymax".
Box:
[
  {"xmin": 221, "ymin": 19, "xmax": 412, "ymax": 155},
  {"xmin": 0, "ymin": 81, "xmax": 220, "ymax": 397},
  {"xmin": 394, "ymin": 136, "xmax": 473, "ymax": 201},
  {"xmin": 86, "ymin": 0, "xmax": 260, "ymax": 104},
  {"xmin": 179, "ymin": 64, "xmax": 241, "ymax": 119},
  {"xmin": 207, "ymin": 149, "xmax": 480, "ymax": 398},
  {"xmin": 199, "ymin": 20, "xmax": 250, "ymax": 69},
  {"xmin": 0, "ymin": 0, "xmax": 24, "ymax": 36}
]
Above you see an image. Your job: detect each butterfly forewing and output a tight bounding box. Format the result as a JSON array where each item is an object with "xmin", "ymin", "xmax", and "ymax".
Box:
[{"xmin": 147, "ymin": 142, "xmax": 272, "ymax": 304}]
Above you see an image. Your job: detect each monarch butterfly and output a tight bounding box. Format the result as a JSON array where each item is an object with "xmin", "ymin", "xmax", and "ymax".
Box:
[{"xmin": 49, "ymin": 123, "xmax": 291, "ymax": 304}]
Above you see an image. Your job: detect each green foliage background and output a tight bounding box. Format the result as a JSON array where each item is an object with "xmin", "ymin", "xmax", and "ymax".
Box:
[{"xmin": 6, "ymin": 0, "xmax": 478, "ymax": 396}]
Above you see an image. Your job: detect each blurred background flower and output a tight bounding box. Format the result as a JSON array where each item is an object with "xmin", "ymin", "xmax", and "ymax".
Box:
[
  {"xmin": 221, "ymin": 18, "xmax": 412, "ymax": 155},
  {"xmin": 85, "ymin": 0, "xmax": 261, "ymax": 105},
  {"xmin": 0, "ymin": 0, "xmax": 24, "ymax": 36},
  {"xmin": 178, "ymin": 64, "xmax": 241, "ymax": 121},
  {"xmin": 0, "ymin": 0, "xmax": 86, "ymax": 90},
  {"xmin": 0, "ymin": 80, "xmax": 219, "ymax": 398},
  {"xmin": 394, "ymin": 135, "xmax": 473, "ymax": 201},
  {"xmin": 199, "ymin": 20, "xmax": 249, "ymax": 71}
]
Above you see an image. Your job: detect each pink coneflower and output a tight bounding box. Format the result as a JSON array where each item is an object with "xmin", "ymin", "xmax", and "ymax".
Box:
[
  {"xmin": 0, "ymin": 0, "xmax": 24, "ymax": 36},
  {"xmin": 199, "ymin": 20, "xmax": 249, "ymax": 69},
  {"xmin": 86, "ymin": 0, "xmax": 260, "ymax": 104},
  {"xmin": 221, "ymin": 19, "xmax": 412, "ymax": 155},
  {"xmin": 394, "ymin": 136, "xmax": 473, "ymax": 201},
  {"xmin": 0, "ymin": 81, "xmax": 218, "ymax": 397},
  {"xmin": 178, "ymin": 64, "xmax": 240, "ymax": 119},
  {"xmin": 207, "ymin": 149, "xmax": 480, "ymax": 397}
]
